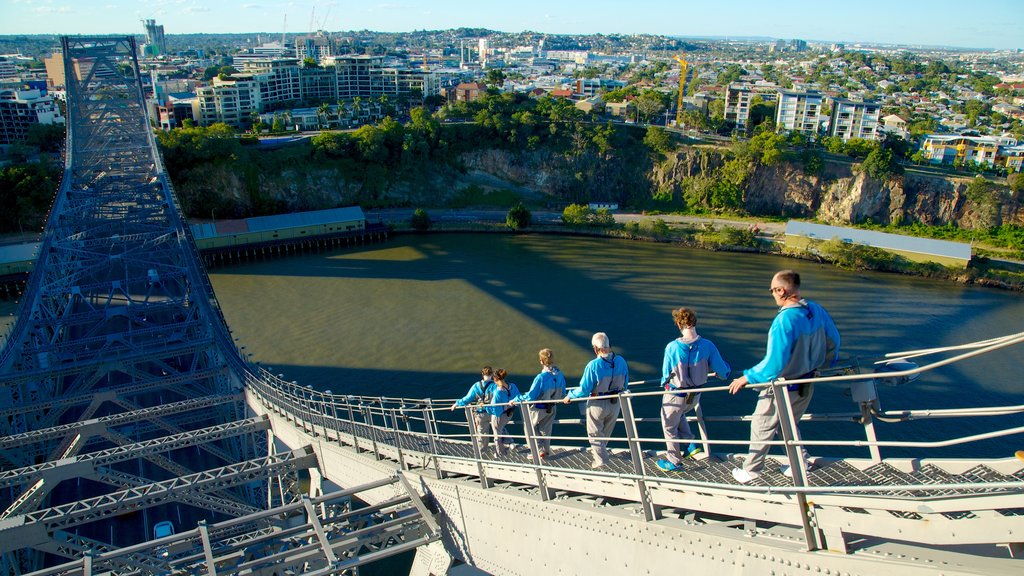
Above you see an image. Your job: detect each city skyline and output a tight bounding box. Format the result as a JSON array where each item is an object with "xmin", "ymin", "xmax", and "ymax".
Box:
[{"xmin": 1, "ymin": 0, "xmax": 1022, "ymax": 51}]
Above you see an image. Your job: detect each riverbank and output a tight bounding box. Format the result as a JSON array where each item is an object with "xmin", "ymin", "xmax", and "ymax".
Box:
[{"xmin": 389, "ymin": 215, "xmax": 1024, "ymax": 292}]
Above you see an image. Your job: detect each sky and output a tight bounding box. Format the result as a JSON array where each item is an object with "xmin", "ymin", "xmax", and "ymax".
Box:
[{"xmin": 1, "ymin": 0, "xmax": 1022, "ymax": 51}]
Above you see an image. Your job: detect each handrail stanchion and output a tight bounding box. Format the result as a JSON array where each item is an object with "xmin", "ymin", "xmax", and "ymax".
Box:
[
  {"xmin": 423, "ymin": 399, "xmax": 444, "ymax": 479},
  {"xmin": 346, "ymin": 400, "xmax": 361, "ymax": 453},
  {"xmin": 776, "ymin": 382, "xmax": 823, "ymax": 551},
  {"xmin": 621, "ymin": 394, "xmax": 659, "ymax": 521},
  {"xmin": 363, "ymin": 404, "xmax": 380, "ymax": 460},
  {"xmin": 465, "ymin": 407, "xmax": 492, "ymax": 489},
  {"xmin": 329, "ymin": 396, "xmax": 341, "ymax": 444},
  {"xmin": 520, "ymin": 402, "xmax": 553, "ymax": 501},
  {"xmin": 390, "ymin": 408, "xmax": 408, "ymax": 471},
  {"xmin": 694, "ymin": 400, "xmax": 711, "ymax": 456}
]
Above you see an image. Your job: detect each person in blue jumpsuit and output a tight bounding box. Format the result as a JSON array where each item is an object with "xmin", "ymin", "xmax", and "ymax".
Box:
[
  {"xmin": 487, "ymin": 368, "xmax": 521, "ymax": 457},
  {"xmin": 656, "ymin": 307, "xmax": 731, "ymax": 472},
  {"xmin": 563, "ymin": 332, "xmax": 629, "ymax": 469},
  {"xmin": 451, "ymin": 366, "xmax": 496, "ymax": 451},
  {"xmin": 728, "ymin": 270, "xmax": 840, "ymax": 483},
  {"xmin": 510, "ymin": 348, "xmax": 567, "ymax": 459}
]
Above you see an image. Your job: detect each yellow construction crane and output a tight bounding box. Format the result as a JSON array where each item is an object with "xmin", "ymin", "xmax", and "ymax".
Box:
[{"xmin": 674, "ymin": 54, "xmax": 688, "ymax": 127}]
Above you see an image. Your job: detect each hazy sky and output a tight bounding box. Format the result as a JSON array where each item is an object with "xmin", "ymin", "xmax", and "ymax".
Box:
[{"xmin": 2, "ymin": 0, "xmax": 1022, "ymax": 50}]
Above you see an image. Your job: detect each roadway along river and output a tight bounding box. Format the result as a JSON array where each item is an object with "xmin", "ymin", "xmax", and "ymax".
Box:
[{"xmin": 210, "ymin": 232, "xmax": 1024, "ymax": 460}]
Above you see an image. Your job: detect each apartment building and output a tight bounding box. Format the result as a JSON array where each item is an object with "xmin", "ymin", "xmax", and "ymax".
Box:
[
  {"xmin": 723, "ymin": 83, "xmax": 779, "ymax": 131},
  {"xmin": 0, "ymin": 88, "xmax": 65, "ymax": 144},
  {"xmin": 0, "ymin": 57, "xmax": 16, "ymax": 80},
  {"xmin": 828, "ymin": 97, "xmax": 880, "ymax": 141},
  {"xmin": 195, "ymin": 56, "xmax": 439, "ymax": 127},
  {"xmin": 920, "ymin": 134, "xmax": 1020, "ymax": 170},
  {"xmin": 195, "ymin": 75, "xmax": 261, "ymax": 128},
  {"xmin": 775, "ymin": 89, "xmax": 822, "ymax": 136}
]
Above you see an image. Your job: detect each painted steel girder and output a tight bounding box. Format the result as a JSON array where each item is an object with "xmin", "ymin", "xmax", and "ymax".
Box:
[
  {"xmin": 0, "ymin": 394, "xmax": 243, "ymax": 453},
  {"xmin": 0, "ymin": 415, "xmax": 269, "ymax": 490},
  {"xmin": 0, "ymin": 447, "xmax": 317, "ymax": 552}
]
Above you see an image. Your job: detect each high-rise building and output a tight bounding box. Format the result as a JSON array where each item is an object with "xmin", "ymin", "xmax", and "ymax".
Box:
[
  {"xmin": 195, "ymin": 76, "xmax": 262, "ymax": 128},
  {"xmin": 0, "ymin": 88, "xmax": 65, "ymax": 144},
  {"xmin": 828, "ymin": 97, "xmax": 880, "ymax": 141},
  {"xmin": 143, "ymin": 19, "xmax": 167, "ymax": 57},
  {"xmin": 478, "ymin": 38, "xmax": 489, "ymax": 67},
  {"xmin": 775, "ymin": 89, "xmax": 822, "ymax": 137}
]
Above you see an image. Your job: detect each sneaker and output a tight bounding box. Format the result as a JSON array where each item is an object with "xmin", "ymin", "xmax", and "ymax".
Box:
[
  {"xmin": 538, "ymin": 452, "xmax": 547, "ymax": 459},
  {"xmin": 685, "ymin": 445, "xmax": 704, "ymax": 459},
  {"xmin": 731, "ymin": 468, "xmax": 761, "ymax": 484},
  {"xmin": 656, "ymin": 458, "xmax": 678, "ymax": 472},
  {"xmin": 780, "ymin": 464, "xmax": 809, "ymax": 478},
  {"xmin": 591, "ymin": 460, "xmax": 606, "ymax": 470}
]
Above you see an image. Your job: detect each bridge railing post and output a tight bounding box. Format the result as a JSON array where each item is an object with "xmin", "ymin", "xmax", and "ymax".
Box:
[
  {"xmin": 329, "ymin": 396, "xmax": 341, "ymax": 444},
  {"xmin": 519, "ymin": 402, "xmax": 553, "ymax": 501},
  {"xmin": 390, "ymin": 408, "xmax": 408, "ymax": 471},
  {"xmin": 465, "ymin": 407, "xmax": 491, "ymax": 489},
  {"xmin": 363, "ymin": 404, "xmax": 381, "ymax": 460},
  {"xmin": 776, "ymin": 382, "xmax": 823, "ymax": 552},
  {"xmin": 346, "ymin": 399, "xmax": 361, "ymax": 453},
  {"xmin": 622, "ymin": 394, "xmax": 659, "ymax": 521},
  {"xmin": 422, "ymin": 399, "xmax": 445, "ymax": 479}
]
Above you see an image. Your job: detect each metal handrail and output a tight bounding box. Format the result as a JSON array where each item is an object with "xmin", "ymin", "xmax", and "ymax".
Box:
[{"xmin": 243, "ymin": 330, "xmax": 1024, "ymax": 488}]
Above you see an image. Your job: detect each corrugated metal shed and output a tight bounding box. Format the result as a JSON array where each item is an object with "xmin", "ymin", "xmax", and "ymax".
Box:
[
  {"xmin": 786, "ymin": 221, "xmax": 971, "ymax": 262},
  {"xmin": 190, "ymin": 207, "xmax": 365, "ymax": 239},
  {"xmin": 0, "ymin": 242, "xmax": 40, "ymax": 265},
  {"xmin": 245, "ymin": 207, "xmax": 365, "ymax": 233}
]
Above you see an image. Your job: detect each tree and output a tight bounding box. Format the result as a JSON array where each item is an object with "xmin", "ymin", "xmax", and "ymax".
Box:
[
  {"xmin": 635, "ymin": 90, "xmax": 666, "ymax": 124},
  {"xmin": 862, "ymin": 147, "xmax": 901, "ymax": 180},
  {"xmin": 643, "ymin": 126, "xmax": 673, "ymax": 154},
  {"xmin": 410, "ymin": 208, "xmax": 432, "ymax": 231},
  {"xmin": 485, "ymin": 68, "xmax": 507, "ymax": 88},
  {"xmin": 506, "ymin": 202, "xmax": 531, "ymax": 230}
]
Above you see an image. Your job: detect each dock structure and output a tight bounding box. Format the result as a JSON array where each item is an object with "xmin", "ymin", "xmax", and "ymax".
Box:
[{"xmin": 0, "ymin": 35, "xmax": 1022, "ymax": 576}]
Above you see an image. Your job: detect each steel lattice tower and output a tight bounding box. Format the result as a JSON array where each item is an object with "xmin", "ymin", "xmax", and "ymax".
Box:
[{"xmin": 0, "ymin": 36, "xmax": 311, "ymax": 574}]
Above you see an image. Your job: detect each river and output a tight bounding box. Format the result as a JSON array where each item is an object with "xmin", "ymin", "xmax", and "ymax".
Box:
[{"xmin": 209, "ymin": 232, "xmax": 1024, "ymax": 460}]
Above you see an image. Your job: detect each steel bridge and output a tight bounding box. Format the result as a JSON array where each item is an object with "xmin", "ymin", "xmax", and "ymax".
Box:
[{"xmin": 1, "ymin": 35, "xmax": 1023, "ymax": 576}]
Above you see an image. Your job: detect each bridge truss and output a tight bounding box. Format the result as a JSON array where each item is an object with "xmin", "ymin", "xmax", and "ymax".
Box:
[{"xmin": 0, "ymin": 36, "xmax": 438, "ymax": 575}]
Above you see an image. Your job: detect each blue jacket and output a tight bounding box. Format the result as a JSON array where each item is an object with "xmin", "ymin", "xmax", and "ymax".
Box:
[
  {"xmin": 515, "ymin": 367, "xmax": 567, "ymax": 407},
  {"xmin": 486, "ymin": 383, "xmax": 521, "ymax": 416},
  {"xmin": 662, "ymin": 337, "xmax": 731, "ymax": 391},
  {"xmin": 743, "ymin": 299, "xmax": 840, "ymax": 385},
  {"xmin": 566, "ymin": 354, "xmax": 629, "ymax": 401},
  {"xmin": 455, "ymin": 379, "xmax": 496, "ymax": 412}
]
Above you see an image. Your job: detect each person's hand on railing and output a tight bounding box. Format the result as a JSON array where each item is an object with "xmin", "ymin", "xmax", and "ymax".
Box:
[
  {"xmin": 450, "ymin": 402, "xmax": 459, "ymax": 411},
  {"xmin": 562, "ymin": 395, "xmax": 572, "ymax": 404},
  {"xmin": 728, "ymin": 375, "xmax": 748, "ymax": 394}
]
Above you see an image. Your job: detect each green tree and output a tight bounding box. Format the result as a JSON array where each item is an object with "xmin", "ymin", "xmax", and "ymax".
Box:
[
  {"xmin": 643, "ymin": 126, "xmax": 673, "ymax": 154},
  {"xmin": 635, "ymin": 90, "xmax": 667, "ymax": 124},
  {"xmin": 410, "ymin": 208, "xmax": 432, "ymax": 231},
  {"xmin": 485, "ymin": 68, "xmax": 507, "ymax": 88},
  {"xmin": 862, "ymin": 147, "xmax": 902, "ymax": 180},
  {"xmin": 506, "ymin": 202, "xmax": 532, "ymax": 230}
]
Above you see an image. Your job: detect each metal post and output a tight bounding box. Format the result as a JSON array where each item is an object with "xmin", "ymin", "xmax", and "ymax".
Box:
[
  {"xmin": 330, "ymin": 397, "xmax": 341, "ymax": 443},
  {"xmin": 694, "ymin": 400, "xmax": 711, "ymax": 456},
  {"xmin": 423, "ymin": 400, "xmax": 444, "ymax": 479},
  {"xmin": 520, "ymin": 403, "xmax": 553, "ymax": 501},
  {"xmin": 861, "ymin": 401, "xmax": 882, "ymax": 463},
  {"xmin": 622, "ymin": 395, "xmax": 659, "ymax": 521},
  {"xmin": 465, "ymin": 407, "xmax": 491, "ymax": 488},
  {"xmin": 364, "ymin": 405, "xmax": 380, "ymax": 460},
  {"xmin": 347, "ymin": 401, "xmax": 361, "ymax": 453},
  {"xmin": 776, "ymin": 383, "xmax": 823, "ymax": 551},
  {"xmin": 391, "ymin": 408, "xmax": 408, "ymax": 470}
]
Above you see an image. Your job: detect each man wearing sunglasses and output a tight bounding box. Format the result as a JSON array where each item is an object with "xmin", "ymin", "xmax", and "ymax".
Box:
[{"xmin": 728, "ymin": 269, "xmax": 840, "ymax": 484}]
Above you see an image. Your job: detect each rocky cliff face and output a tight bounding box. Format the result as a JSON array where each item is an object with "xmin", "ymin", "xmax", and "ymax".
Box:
[{"xmin": 652, "ymin": 148, "xmax": 1022, "ymax": 228}]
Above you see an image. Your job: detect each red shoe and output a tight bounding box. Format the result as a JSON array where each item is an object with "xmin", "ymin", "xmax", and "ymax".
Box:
[{"xmin": 539, "ymin": 452, "xmax": 547, "ymax": 459}]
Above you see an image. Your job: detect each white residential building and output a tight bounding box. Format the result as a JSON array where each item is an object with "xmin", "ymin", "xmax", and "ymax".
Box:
[
  {"xmin": 0, "ymin": 88, "xmax": 65, "ymax": 144},
  {"xmin": 828, "ymin": 97, "xmax": 880, "ymax": 141},
  {"xmin": 775, "ymin": 89, "xmax": 822, "ymax": 137}
]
